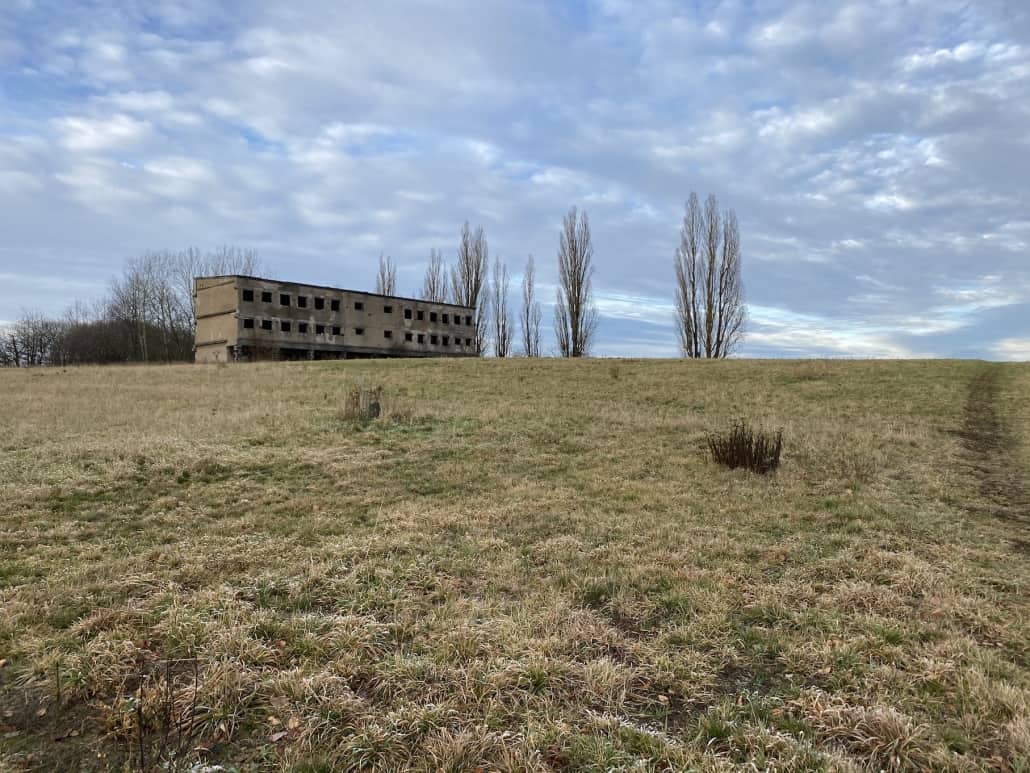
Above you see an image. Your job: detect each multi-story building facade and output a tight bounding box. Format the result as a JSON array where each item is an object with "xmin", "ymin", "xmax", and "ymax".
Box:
[{"xmin": 194, "ymin": 275, "xmax": 477, "ymax": 363}]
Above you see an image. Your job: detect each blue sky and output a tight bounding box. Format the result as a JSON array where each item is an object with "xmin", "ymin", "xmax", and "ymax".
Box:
[{"xmin": 1, "ymin": 0, "xmax": 1028, "ymax": 358}]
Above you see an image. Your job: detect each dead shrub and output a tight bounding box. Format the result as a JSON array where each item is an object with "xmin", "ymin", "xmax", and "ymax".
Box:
[
  {"xmin": 707, "ymin": 420, "xmax": 783, "ymax": 474},
  {"xmin": 340, "ymin": 382, "xmax": 419, "ymax": 424},
  {"xmin": 105, "ymin": 657, "xmax": 203, "ymax": 772},
  {"xmin": 342, "ymin": 383, "xmax": 383, "ymax": 422}
]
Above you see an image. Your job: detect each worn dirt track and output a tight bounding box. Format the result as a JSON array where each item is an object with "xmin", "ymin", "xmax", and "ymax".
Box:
[{"xmin": 959, "ymin": 364, "xmax": 1029, "ymax": 549}]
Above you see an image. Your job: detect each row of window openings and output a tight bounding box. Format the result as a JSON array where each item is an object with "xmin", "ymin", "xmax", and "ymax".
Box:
[
  {"xmin": 242, "ymin": 318, "xmax": 470, "ymax": 346},
  {"xmin": 244, "ymin": 289, "xmax": 339, "ymax": 310},
  {"xmin": 242, "ymin": 289, "xmax": 471, "ymax": 325}
]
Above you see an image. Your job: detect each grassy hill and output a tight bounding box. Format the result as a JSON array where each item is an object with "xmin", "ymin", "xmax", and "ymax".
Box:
[{"xmin": 1, "ymin": 358, "xmax": 1028, "ymax": 771}]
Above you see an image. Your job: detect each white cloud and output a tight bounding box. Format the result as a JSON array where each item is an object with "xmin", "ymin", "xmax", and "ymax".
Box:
[
  {"xmin": 902, "ymin": 41, "xmax": 987, "ymax": 70},
  {"xmin": 53, "ymin": 114, "xmax": 154, "ymax": 152},
  {"xmin": 991, "ymin": 338, "xmax": 1030, "ymax": 361}
]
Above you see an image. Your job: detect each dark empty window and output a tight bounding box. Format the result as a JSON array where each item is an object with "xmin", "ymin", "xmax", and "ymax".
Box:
[
  {"xmin": 417, "ymin": 310, "xmax": 425, "ymax": 321},
  {"xmin": 298, "ymin": 322, "xmax": 308, "ymax": 333},
  {"xmin": 353, "ymin": 301, "xmax": 363, "ymax": 311},
  {"xmin": 404, "ymin": 332, "xmax": 413, "ymax": 342},
  {"xmin": 281, "ymin": 321, "xmax": 291, "ymax": 333},
  {"xmin": 465, "ymin": 315, "xmax": 472, "ymax": 326},
  {"xmin": 332, "ymin": 326, "xmax": 341, "ymax": 335},
  {"xmin": 297, "ymin": 296, "xmax": 308, "ymax": 308},
  {"xmin": 384, "ymin": 330, "xmax": 393, "ymax": 339},
  {"xmin": 383, "ymin": 305, "xmax": 393, "ymax": 314},
  {"xmin": 261, "ymin": 319, "xmax": 272, "ymax": 330},
  {"xmin": 442, "ymin": 313, "xmax": 449, "ymax": 324},
  {"xmin": 430, "ymin": 312, "xmax": 438, "ymax": 322},
  {"xmin": 261, "ymin": 291, "xmax": 272, "ymax": 303},
  {"xmin": 430, "ymin": 334, "xmax": 439, "ymax": 345},
  {"xmin": 242, "ymin": 289, "xmax": 254, "ymax": 302},
  {"xmin": 417, "ymin": 333, "xmax": 425, "ymax": 344},
  {"xmin": 404, "ymin": 308, "xmax": 412, "ymax": 320},
  {"xmin": 316, "ymin": 324, "xmax": 325, "ymax": 335},
  {"xmin": 331, "ymin": 299, "xmax": 341, "ymax": 311},
  {"xmin": 465, "ymin": 337, "xmax": 472, "ymax": 346},
  {"xmin": 442, "ymin": 335, "xmax": 449, "ymax": 346},
  {"xmin": 280, "ymin": 294, "xmax": 290, "ymax": 306},
  {"xmin": 354, "ymin": 327, "xmax": 364, "ymax": 335},
  {"xmin": 314, "ymin": 297, "xmax": 325, "ymax": 310},
  {"xmin": 243, "ymin": 318, "xmax": 254, "ymax": 329}
]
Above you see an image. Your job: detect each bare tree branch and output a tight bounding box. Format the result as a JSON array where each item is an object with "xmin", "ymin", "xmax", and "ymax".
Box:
[
  {"xmin": 491, "ymin": 256, "xmax": 513, "ymax": 357},
  {"xmin": 520, "ymin": 254, "xmax": 541, "ymax": 357},
  {"xmin": 554, "ymin": 207, "xmax": 598, "ymax": 357},
  {"xmin": 421, "ymin": 248, "xmax": 448, "ymax": 302},
  {"xmin": 673, "ymin": 192, "xmax": 746, "ymax": 358},
  {"xmin": 451, "ymin": 222, "xmax": 489, "ymax": 355},
  {"xmin": 375, "ymin": 253, "xmax": 397, "ymax": 296},
  {"xmin": 172, "ymin": 245, "xmax": 259, "ymax": 331}
]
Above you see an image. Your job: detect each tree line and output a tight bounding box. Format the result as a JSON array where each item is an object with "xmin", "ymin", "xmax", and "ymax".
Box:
[
  {"xmin": 0, "ymin": 247, "xmax": 258, "ymax": 367},
  {"xmin": 373, "ymin": 208, "xmax": 596, "ymax": 358},
  {"xmin": 376, "ymin": 194, "xmax": 744, "ymax": 359},
  {"xmin": 3, "ymin": 192, "xmax": 746, "ymax": 365}
]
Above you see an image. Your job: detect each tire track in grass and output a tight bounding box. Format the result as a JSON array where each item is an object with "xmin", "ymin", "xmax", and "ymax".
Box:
[{"xmin": 958, "ymin": 364, "xmax": 1029, "ymax": 550}]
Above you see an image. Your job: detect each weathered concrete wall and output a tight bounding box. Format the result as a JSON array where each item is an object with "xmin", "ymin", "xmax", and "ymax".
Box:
[
  {"xmin": 195, "ymin": 277, "xmax": 239, "ymax": 363},
  {"xmin": 194, "ymin": 275, "xmax": 477, "ymax": 362}
]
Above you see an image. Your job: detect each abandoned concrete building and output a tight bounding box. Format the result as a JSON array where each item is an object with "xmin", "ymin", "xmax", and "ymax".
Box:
[{"xmin": 194, "ymin": 275, "xmax": 478, "ymax": 363}]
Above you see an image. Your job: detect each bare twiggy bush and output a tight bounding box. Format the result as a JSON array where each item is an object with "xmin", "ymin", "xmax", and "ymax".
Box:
[
  {"xmin": 707, "ymin": 420, "xmax": 783, "ymax": 473},
  {"xmin": 108, "ymin": 658, "xmax": 202, "ymax": 773}
]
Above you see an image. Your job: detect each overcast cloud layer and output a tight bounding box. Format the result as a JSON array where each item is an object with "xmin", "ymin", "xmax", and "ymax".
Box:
[{"xmin": 1, "ymin": 0, "xmax": 1028, "ymax": 358}]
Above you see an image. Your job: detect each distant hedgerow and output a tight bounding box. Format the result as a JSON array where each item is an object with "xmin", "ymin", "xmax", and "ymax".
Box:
[{"xmin": 707, "ymin": 420, "xmax": 783, "ymax": 474}]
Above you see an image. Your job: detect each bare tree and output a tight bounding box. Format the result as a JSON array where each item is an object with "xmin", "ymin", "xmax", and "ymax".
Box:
[
  {"xmin": 421, "ymin": 248, "xmax": 448, "ymax": 302},
  {"xmin": 0, "ymin": 246, "xmax": 259, "ymax": 367},
  {"xmin": 554, "ymin": 207, "xmax": 598, "ymax": 357},
  {"xmin": 173, "ymin": 245, "xmax": 259, "ymax": 329},
  {"xmin": 491, "ymin": 256, "xmax": 513, "ymax": 358},
  {"xmin": 674, "ymin": 192, "xmax": 746, "ymax": 358},
  {"xmin": 5, "ymin": 310, "xmax": 65, "ymax": 366},
  {"xmin": 107, "ymin": 253, "xmax": 195, "ymax": 362},
  {"xmin": 109, "ymin": 260, "xmax": 153, "ymax": 361},
  {"xmin": 0, "ymin": 329, "xmax": 13, "ymax": 366},
  {"xmin": 520, "ymin": 255, "xmax": 541, "ymax": 357},
  {"xmin": 450, "ymin": 222, "xmax": 489, "ymax": 355},
  {"xmin": 375, "ymin": 253, "xmax": 397, "ymax": 296}
]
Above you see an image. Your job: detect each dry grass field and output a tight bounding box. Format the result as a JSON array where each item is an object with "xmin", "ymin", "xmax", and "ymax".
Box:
[{"xmin": 1, "ymin": 358, "xmax": 1028, "ymax": 772}]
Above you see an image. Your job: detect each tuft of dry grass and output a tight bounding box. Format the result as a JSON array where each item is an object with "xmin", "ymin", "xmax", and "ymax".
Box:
[{"xmin": 0, "ymin": 358, "xmax": 1028, "ymax": 771}]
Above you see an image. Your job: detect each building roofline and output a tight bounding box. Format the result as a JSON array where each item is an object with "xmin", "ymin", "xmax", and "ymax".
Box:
[{"xmin": 196, "ymin": 274, "xmax": 476, "ymax": 311}]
